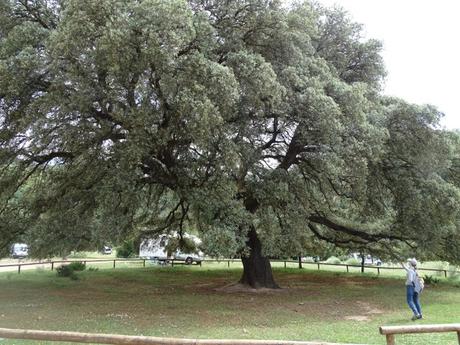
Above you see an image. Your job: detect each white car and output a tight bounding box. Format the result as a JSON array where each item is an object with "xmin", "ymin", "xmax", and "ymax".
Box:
[
  {"xmin": 101, "ymin": 246, "xmax": 112, "ymax": 255},
  {"xmin": 174, "ymin": 250, "xmax": 204, "ymax": 264},
  {"xmin": 11, "ymin": 243, "xmax": 29, "ymax": 259}
]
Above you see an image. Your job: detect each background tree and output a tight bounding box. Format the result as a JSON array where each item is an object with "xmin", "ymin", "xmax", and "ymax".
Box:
[{"xmin": 1, "ymin": 0, "xmax": 459, "ymax": 288}]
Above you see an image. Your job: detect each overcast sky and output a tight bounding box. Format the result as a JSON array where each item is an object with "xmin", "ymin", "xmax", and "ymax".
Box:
[{"xmin": 312, "ymin": 0, "xmax": 460, "ymax": 130}]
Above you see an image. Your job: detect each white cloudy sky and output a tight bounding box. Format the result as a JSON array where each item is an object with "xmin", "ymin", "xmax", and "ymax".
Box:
[{"xmin": 310, "ymin": 0, "xmax": 460, "ymax": 130}]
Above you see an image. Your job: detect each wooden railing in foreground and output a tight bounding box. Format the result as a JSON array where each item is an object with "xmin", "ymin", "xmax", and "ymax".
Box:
[
  {"xmin": 0, "ymin": 328, "xmax": 364, "ymax": 345},
  {"xmin": 380, "ymin": 324, "xmax": 460, "ymax": 345}
]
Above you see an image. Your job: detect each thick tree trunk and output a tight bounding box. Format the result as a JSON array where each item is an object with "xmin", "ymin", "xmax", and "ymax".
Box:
[{"xmin": 239, "ymin": 227, "xmax": 280, "ymax": 289}]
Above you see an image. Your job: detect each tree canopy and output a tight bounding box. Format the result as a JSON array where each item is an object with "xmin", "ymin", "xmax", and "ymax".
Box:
[{"xmin": 1, "ymin": 0, "xmax": 460, "ymax": 287}]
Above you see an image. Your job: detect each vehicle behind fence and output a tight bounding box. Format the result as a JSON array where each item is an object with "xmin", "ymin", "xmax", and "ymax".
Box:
[{"xmin": 0, "ymin": 258, "xmax": 458, "ymax": 278}]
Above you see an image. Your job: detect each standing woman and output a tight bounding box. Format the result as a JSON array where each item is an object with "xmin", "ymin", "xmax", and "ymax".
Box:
[{"xmin": 402, "ymin": 258, "xmax": 423, "ymax": 320}]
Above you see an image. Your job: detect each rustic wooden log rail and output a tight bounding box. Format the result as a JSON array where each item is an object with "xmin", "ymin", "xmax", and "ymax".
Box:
[
  {"xmin": 380, "ymin": 324, "xmax": 460, "ymax": 345},
  {"xmin": 0, "ymin": 328, "xmax": 364, "ymax": 345}
]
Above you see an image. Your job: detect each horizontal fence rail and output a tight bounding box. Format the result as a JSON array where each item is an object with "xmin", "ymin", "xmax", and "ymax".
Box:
[
  {"xmin": 380, "ymin": 324, "xmax": 460, "ymax": 345},
  {"xmin": 0, "ymin": 258, "xmax": 458, "ymax": 277},
  {"xmin": 0, "ymin": 328, "xmax": 365, "ymax": 345}
]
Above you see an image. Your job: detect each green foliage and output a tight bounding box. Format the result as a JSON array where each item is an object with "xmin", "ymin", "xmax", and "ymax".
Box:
[
  {"xmin": 116, "ymin": 241, "xmax": 136, "ymax": 258},
  {"xmin": 67, "ymin": 261, "xmax": 86, "ymax": 271},
  {"xmin": 423, "ymin": 275, "xmax": 440, "ymax": 285},
  {"xmin": 56, "ymin": 265, "xmax": 72, "ymax": 277},
  {"xmin": 0, "ymin": 0, "xmax": 459, "ymax": 271},
  {"xmin": 56, "ymin": 261, "xmax": 85, "ymax": 279},
  {"xmin": 56, "ymin": 265, "xmax": 77, "ymax": 280},
  {"xmin": 165, "ymin": 236, "xmax": 198, "ymax": 256}
]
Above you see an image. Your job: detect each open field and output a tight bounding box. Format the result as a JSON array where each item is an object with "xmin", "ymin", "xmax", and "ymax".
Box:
[{"xmin": 0, "ymin": 266, "xmax": 459, "ymax": 345}]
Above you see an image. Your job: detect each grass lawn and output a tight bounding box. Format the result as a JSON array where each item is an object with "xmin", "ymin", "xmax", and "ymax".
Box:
[{"xmin": 0, "ymin": 266, "xmax": 459, "ymax": 345}]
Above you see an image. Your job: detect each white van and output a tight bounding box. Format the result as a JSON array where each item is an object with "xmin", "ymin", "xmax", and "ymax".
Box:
[
  {"xmin": 139, "ymin": 234, "xmax": 203, "ymax": 264},
  {"xmin": 140, "ymin": 235, "xmax": 169, "ymax": 261},
  {"xmin": 11, "ymin": 243, "xmax": 29, "ymax": 259}
]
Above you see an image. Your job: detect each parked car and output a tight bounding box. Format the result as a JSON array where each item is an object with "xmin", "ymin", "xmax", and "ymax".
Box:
[
  {"xmin": 351, "ymin": 253, "xmax": 382, "ymax": 266},
  {"xmin": 101, "ymin": 246, "xmax": 112, "ymax": 255},
  {"xmin": 139, "ymin": 233, "xmax": 203, "ymax": 264},
  {"xmin": 10, "ymin": 243, "xmax": 29, "ymax": 259},
  {"xmin": 175, "ymin": 249, "xmax": 203, "ymax": 264},
  {"xmin": 301, "ymin": 256, "xmax": 320, "ymax": 263}
]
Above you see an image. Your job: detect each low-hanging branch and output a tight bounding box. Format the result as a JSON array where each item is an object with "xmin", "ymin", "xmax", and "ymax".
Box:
[{"xmin": 308, "ymin": 214, "xmax": 412, "ymax": 243}]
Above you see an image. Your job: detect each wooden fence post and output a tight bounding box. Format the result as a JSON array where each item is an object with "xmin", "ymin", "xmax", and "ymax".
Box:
[
  {"xmin": 457, "ymin": 331, "xmax": 460, "ymax": 344},
  {"xmin": 385, "ymin": 334, "xmax": 395, "ymax": 345},
  {"xmin": 346, "ymin": 265, "xmax": 349, "ymax": 273},
  {"xmin": 445, "ymin": 270, "xmax": 447, "ymax": 278},
  {"xmin": 377, "ymin": 267, "xmax": 380, "ymax": 275},
  {"xmin": 284, "ymin": 261, "xmax": 286, "ymax": 269},
  {"xmin": 51, "ymin": 262, "xmax": 54, "ymax": 271},
  {"xmin": 317, "ymin": 263, "xmax": 320, "ymax": 270},
  {"xmin": 113, "ymin": 260, "xmax": 116, "ymax": 269},
  {"xmin": 143, "ymin": 259, "xmax": 146, "ymax": 267},
  {"xmin": 17, "ymin": 265, "xmax": 21, "ymax": 274}
]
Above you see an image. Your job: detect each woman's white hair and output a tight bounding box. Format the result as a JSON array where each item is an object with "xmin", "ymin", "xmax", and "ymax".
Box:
[{"xmin": 408, "ymin": 258, "xmax": 418, "ymax": 267}]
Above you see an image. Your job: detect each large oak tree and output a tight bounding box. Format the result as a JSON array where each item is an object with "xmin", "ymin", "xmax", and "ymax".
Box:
[{"xmin": 1, "ymin": 0, "xmax": 460, "ymax": 288}]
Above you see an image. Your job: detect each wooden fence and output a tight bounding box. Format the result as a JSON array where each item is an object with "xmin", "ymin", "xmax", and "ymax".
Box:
[
  {"xmin": 2, "ymin": 325, "xmax": 460, "ymax": 344},
  {"xmin": 0, "ymin": 328, "xmax": 363, "ymax": 345},
  {"xmin": 0, "ymin": 258, "xmax": 457, "ymax": 278},
  {"xmin": 380, "ymin": 324, "xmax": 460, "ymax": 345}
]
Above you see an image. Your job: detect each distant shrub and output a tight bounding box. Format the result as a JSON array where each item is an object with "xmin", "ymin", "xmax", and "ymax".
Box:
[
  {"xmin": 116, "ymin": 241, "xmax": 136, "ymax": 258},
  {"xmin": 88, "ymin": 267, "xmax": 99, "ymax": 272},
  {"xmin": 56, "ymin": 262, "xmax": 85, "ymax": 279},
  {"xmin": 423, "ymin": 275, "xmax": 440, "ymax": 285},
  {"xmin": 345, "ymin": 258, "xmax": 360, "ymax": 266},
  {"xmin": 68, "ymin": 261, "xmax": 86, "ymax": 271},
  {"xmin": 69, "ymin": 273, "xmax": 79, "ymax": 280},
  {"xmin": 325, "ymin": 256, "xmax": 341, "ymax": 265},
  {"xmin": 56, "ymin": 265, "xmax": 74, "ymax": 278}
]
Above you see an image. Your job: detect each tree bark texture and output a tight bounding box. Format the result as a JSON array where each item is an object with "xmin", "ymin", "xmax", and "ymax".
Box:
[{"xmin": 239, "ymin": 227, "xmax": 280, "ymax": 289}]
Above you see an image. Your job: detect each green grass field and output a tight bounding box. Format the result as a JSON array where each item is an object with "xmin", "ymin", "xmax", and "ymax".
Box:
[{"xmin": 0, "ymin": 265, "xmax": 459, "ymax": 345}]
